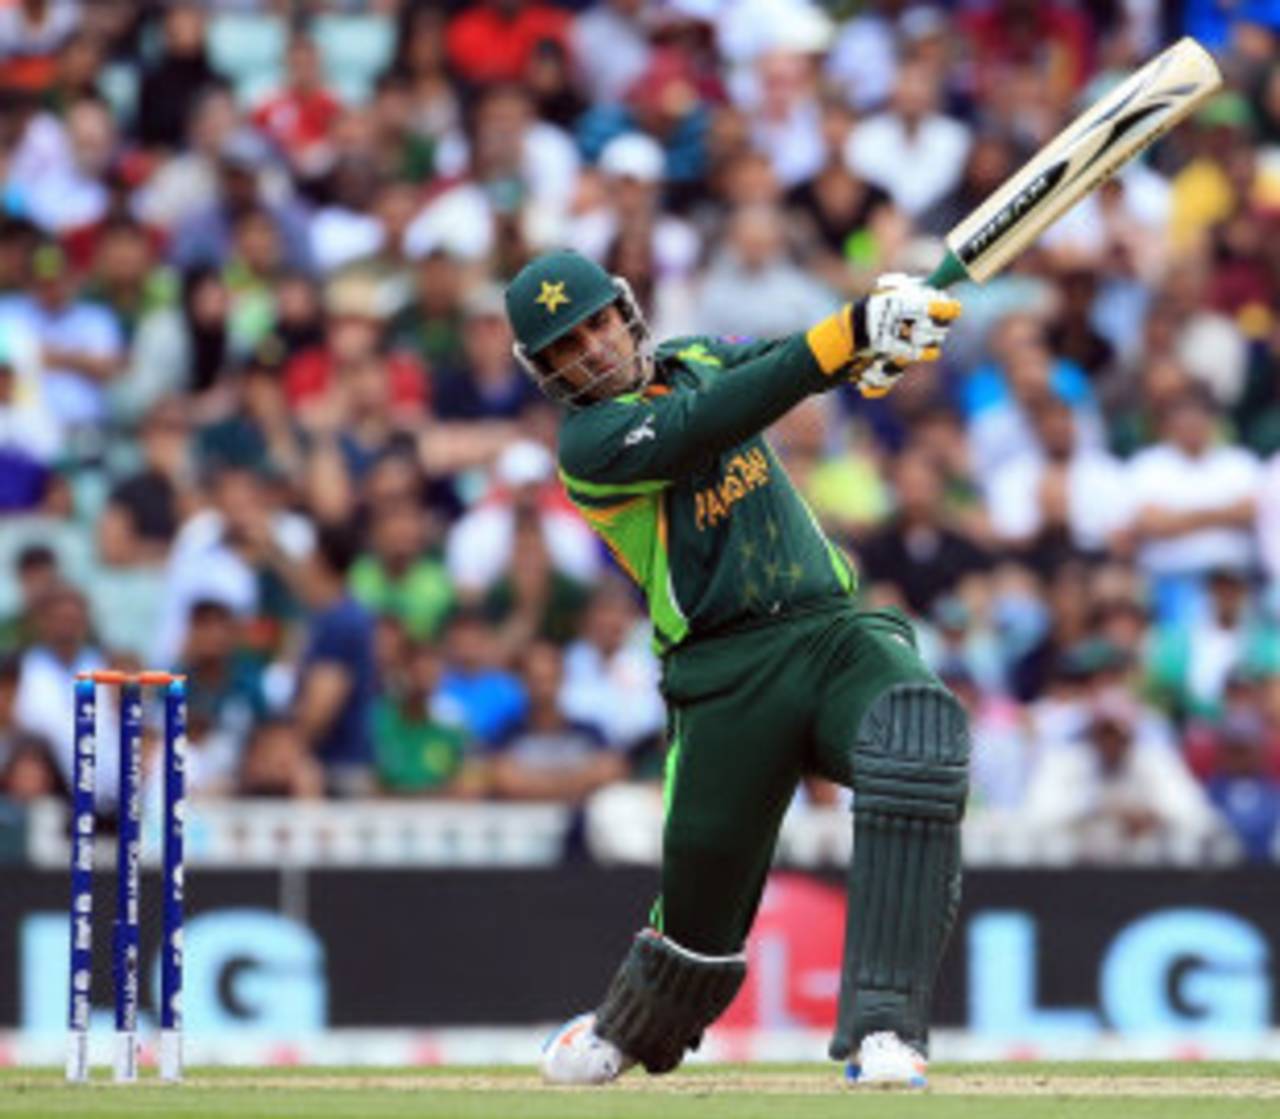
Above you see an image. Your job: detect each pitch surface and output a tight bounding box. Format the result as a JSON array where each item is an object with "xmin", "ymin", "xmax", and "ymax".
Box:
[{"xmin": 2, "ymin": 1063, "xmax": 1278, "ymax": 1118}]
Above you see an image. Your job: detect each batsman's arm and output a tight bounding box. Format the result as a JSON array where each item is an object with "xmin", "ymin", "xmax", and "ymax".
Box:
[{"xmin": 559, "ymin": 330, "xmax": 852, "ymax": 487}]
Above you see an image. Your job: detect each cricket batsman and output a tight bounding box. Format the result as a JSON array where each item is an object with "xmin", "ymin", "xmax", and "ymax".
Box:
[{"xmin": 505, "ymin": 250, "xmax": 969, "ymax": 1088}]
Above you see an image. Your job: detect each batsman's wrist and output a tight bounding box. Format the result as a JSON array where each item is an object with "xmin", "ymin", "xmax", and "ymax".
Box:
[
  {"xmin": 805, "ymin": 301, "xmax": 869, "ymax": 376},
  {"xmin": 850, "ymin": 298, "xmax": 871, "ymax": 353}
]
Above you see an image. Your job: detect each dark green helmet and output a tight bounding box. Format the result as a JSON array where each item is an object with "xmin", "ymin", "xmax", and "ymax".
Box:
[
  {"xmin": 505, "ymin": 249, "xmax": 652, "ymax": 406},
  {"xmin": 505, "ymin": 250, "xmax": 620, "ymax": 355}
]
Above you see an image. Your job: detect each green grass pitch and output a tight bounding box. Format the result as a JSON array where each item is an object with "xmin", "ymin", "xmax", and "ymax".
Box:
[{"xmin": 1, "ymin": 1063, "xmax": 1278, "ymax": 1119}]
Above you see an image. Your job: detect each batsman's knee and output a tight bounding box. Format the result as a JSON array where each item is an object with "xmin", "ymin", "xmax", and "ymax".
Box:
[
  {"xmin": 851, "ymin": 683, "xmax": 970, "ymax": 820},
  {"xmin": 595, "ymin": 929, "xmax": 747, "ymax": 1075}
]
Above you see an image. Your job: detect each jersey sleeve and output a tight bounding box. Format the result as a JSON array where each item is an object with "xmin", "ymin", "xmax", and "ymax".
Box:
[{"xmin": 559, "ymin": 332, "xmax": 837, "ymax": 489}]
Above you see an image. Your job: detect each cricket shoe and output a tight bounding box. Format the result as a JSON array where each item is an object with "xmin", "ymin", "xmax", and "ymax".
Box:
[
  {"xmin": 844, "ymin": 1031, "xmax": 927, "ymax": 1089},
  {"xmin": 540, "ymin": 1012, "xmax": 634, "ymax": 1085}
]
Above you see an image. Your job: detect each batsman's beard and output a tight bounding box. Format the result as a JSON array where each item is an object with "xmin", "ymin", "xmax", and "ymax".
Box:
[{"xmin": 545, "ymin": 342, "xmax": 654, "ymax": 407}]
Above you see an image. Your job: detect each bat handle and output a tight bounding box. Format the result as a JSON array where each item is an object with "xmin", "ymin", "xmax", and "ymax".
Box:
[
  {"xmin": 925, "ymin": 249, "xmax": 970, "ymax": 290},
  {"xmin": 854, "ymin": 250, "xmax": 967, "ymax": 398}
]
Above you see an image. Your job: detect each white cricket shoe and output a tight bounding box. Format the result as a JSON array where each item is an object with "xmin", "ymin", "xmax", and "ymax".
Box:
[
  {"xmin": 844, "ymin": 1031, "xmax": 927, "ymax": 1089},
  {"xmin": 540, "ymin": 1012, "xmax": 633, "ymax": 1085}
]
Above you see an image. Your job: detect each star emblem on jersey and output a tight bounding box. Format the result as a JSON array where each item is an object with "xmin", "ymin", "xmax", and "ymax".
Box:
[{"xmin": 535, "ymin": 280, "xmax": 570, "ymax": 314}]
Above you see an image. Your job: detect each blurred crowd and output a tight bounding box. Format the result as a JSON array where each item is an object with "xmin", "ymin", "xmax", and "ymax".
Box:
[{"xmin": 0, "ymin": 0, "xmax": 1277, "ymax": 865}]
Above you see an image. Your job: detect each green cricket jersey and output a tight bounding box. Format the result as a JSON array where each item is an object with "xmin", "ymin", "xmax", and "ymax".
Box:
[{"xmin": 558, "ymin": 329, "xmax": 859, "ymax": 654}]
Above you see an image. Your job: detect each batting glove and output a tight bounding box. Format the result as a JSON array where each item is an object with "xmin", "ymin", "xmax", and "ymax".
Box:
[{"xmin": 850, "ymin": 273, "xmax": 961, "ymax": 396}]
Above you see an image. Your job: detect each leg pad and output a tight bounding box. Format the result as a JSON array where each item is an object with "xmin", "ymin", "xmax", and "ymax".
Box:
[
  {"xmin": 596, "ymin": 929, "xmax": 746, "ymax": 1074},
  {"xmin": 831, "ymin": 683, "xmax": 970, "ymax": 1059}
]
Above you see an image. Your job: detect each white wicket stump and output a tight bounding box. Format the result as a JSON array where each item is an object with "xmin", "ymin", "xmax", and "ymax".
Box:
[
  {"xmin": 113, "ymin": 1029, "xmax": 138, "ymax": 1083},
  {"xmin": 65, "ymin": 1028, "xmax": 90, "ymax": 1083},
  {"xmin": 160, "ymin": 1028, "xmax": 184, "ymax": 1082}
]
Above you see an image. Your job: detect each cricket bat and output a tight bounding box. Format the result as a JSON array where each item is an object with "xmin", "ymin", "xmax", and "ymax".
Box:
[{"xmin": 926, "ymin": 37, "xmax": 1222, "ymax": 289}]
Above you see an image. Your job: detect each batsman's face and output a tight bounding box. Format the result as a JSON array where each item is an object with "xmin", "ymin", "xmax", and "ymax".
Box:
[{"xmin": 540, "ymin": 303, "xmax": 641, "ymax": 400}]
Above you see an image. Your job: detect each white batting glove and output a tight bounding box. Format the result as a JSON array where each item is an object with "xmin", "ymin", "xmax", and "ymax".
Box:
[
  {"xmin": 852, "ymin": 273, "xmax": 961, "ymax": 396},
  {"xmin": 856, "ymin": 358, "xmax": 907, "ymax": 398}
]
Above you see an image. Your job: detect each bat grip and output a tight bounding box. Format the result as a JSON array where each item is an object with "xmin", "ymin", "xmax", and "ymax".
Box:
[{"xmin": 925, "ymin": 250, "xmax": 970, "ymax": 290}]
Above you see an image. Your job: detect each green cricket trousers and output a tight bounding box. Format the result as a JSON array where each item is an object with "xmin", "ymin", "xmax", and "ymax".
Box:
[{"xmin": 655, "ymin": 601, "xmax": 945, "ymax": 954}]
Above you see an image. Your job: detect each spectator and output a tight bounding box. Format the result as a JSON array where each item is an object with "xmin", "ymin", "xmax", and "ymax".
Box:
[
  {"xmin": 561, "ymin": 577, "xmax": 665, "ymax": 755},
  {"xmin": 437, "ymin": 607, "xmax": 526, "ymax": 746},
  {"xmin": 0, "ymin": 342, "xmax": 60, "ymax": 512},
  {"xmin": 195, "ymin": 352, "xmax": 304, "ymax": 479},
  {"xmin": 300, "ymin": 349, "xmax": 425, "ymax": 525},
  {"xmin": 919, "ymin": 128, "xmax": 1019, "ymax": 240},
  {"xmin": 571, "ymin": 0, "xmax": 649, "ymax": 105},
  {"xmin": 985, "ymin": 395, "xmax": 1127, "ymax": 571},
  {"xmin": 488, "ymin": 640, "xmax": 624, "ymax": 803},
  {"xmin": 251, "ymin": 33, "xmax": 342, "ymax": 183},
  {"xmin": 943, "ymin": 664, "xmax": 1034, "ymax": 815},
  {"xmin": 349, "ymin": 493, "xmax": 453, "ymax": 643},
  {"xmin": 136, "ymin": 85, "xmax": 238, "ymax": 234},
  {"xmin": 855, "ymin": 450, "xmax": 989, "ymax": 617},
  {"xmin": 768, "ymin": 396, "xmax": 890, "ymax": 538},
  {"xmin": 0, "ymin": 0, "xmax": 80, "ymax": 94},
  {"xmin": 482, "ymin": 497, "xmax": 592, "ymax": 662},
  {"xmin": 1200, "ymin": 708, "xmax": 1280, "ymax": 862},
  {"xmin": 578, "ymin": 47, "xmax": 714, "ymax": 200},
  {"xmin": 960, "ymin": 0, "xmax": 1092, "ymax": 106},
  {"xmin": 1258, "ymin": 448, "xmax": 1280, "ymax": 588},
  {"xmin": 525, "ymin": 35, "xmax": 588, "ymax": 131},
  {"xmin": 14, "ymin": 94, "xmax": 117, "ymax": 237},
  {"xmin": 154, "ymin": 461, "xmax": 314, "ymax": 666},
  {"xmin": 0, "ymin": 730, "xmax": 64, "ymax": 802},
  {"xmin": 283, "ymin": 274, "xmax": 425, "ymax": 418},
  {"xmin": 785, "ymin": 95, "xmax": 896, "ymax": 296},
  {"xmin": 272, "ymin": 271, "xmax": 326, "ymax": 361},
  {"xmin": 822, "ymin": 0, "xmax": 901, "ymax": 113},
  {"xmin": 374, "ymin": 637, "xmax": 481, "ymax": 797},
  {"xmin": 696, "ymin": 203, "xmax": 840, "ymax": 339},
  {"xmin": 918, "ymin": 594, "xmax": 1009, "ymax": 699},
  {"xmin": 222, "ymin": 206, "xmax": 288, "ymax": 356},
  {"xmin": 567, "ymin": 132, "xmax": 699, "ymax": 288},
  {"xmin": 135, "ymin": 2, "xmax": 219, "ymax": 152},
  {"xmin": 169, "ymin": 129, "xmax": 312, "ymax": 273},
  {"xmin": 1113, "ymin": 386, "xmax": 1261, "ymax": 620},
  {"xmin": 844, "ymin": 61, "xmax": 971, "ymax": 218},
  {"xmin": 1147, "ymin": 566, "xmax": 1280, "ymax": 720},
  {"xmin": 450, "ymin": 81, "xmax": 581, "ymax": 237},
  {"xmin": 366, "ymin": 76, "xmax": 437, "ymax": 186},
  {"xmin": 307, "ymin": 157, "xmax": 385, "ymax": 277},
  {"xmin": 1021, "ymin": 689, "xmax": 1228, "ymax": 862},
  {"xmin": 86, "ymin": 219, "xmax": 171, "ymax": 344},
  {"xmin": 740, "ymin": 47, "xmax": 826, "ymax": 190},
  {"xmin": 390, "ymin": 247, "xmax": 468, "ymax": 373},
  {"xmin": 1044, "ymin": 265, "xmax": 1118, "ymax": 384},
  {"xmin": 13, "ymin": 583, "xmax": 116, "ymax": 806},
  {"xmin": 175, "ymin": 597, "xmax": 266, "ymax": 775},
  {"xmin": 97, "ymin": 397, "xmax": 192, "ymax": 569},
  {"xmin": 1, "ymin": 239, "xmax": 123, "ymax": 433},
  {"xmin": 446, "ymin": 438, "xmax": 599, "ymax": 599},
  {"xmin": 237, "ymin": 716, "xmax": 325, "ymax": 800},
  {"xmin": 292, "ymin": 523, "xmax": 377, "ymax": 797},
  {"xmin": 0, "ymin": 544, "xmax": 59, "ymax": 653},
  {"xmin": 0, "ymin": 653, "xmax": 23, "ymax": 770},
  {"xmin": 965, "ymin": 312, "xmax": 1103, "ymax": 480},
  {"xmin": 446, "ymin": 0, "xmax": 572, "ymax": 88},
  {"xmin": 1009, "ymin": 563, "xmax": 1095, "ymax": 704},
  {"xmin": 431, "ymin": 283, "xmax": 539, "ymax": 422}
]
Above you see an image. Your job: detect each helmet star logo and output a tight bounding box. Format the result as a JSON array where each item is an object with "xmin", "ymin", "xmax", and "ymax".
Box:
[{"xmin": 535, "ymin": 280, "xmax": 570, "ymax": 314}]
